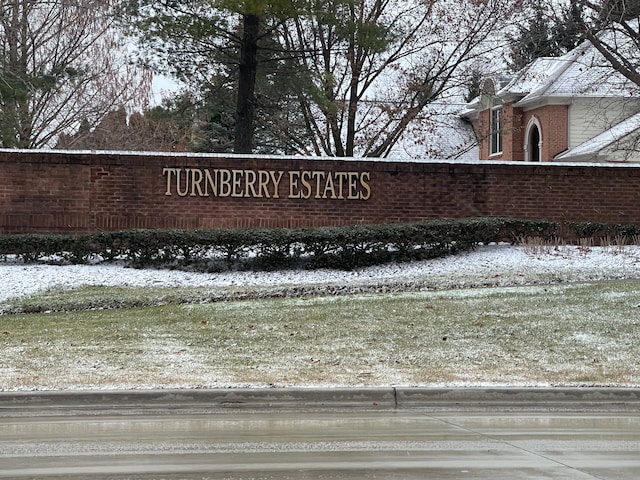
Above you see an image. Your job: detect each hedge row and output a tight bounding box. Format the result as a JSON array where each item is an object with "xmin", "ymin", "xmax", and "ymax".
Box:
[
  {"xmin": 565, "ymin": 221, "xmax": 640, "ymax": 240},
  {"xmin": 0, "ymin": 218, "xmax": 636, "ymax": 271}
]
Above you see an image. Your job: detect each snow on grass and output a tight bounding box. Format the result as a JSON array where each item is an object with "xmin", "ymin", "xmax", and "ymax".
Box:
[
  {"xmin": 2, "ymin": 244, "xmax": 640, "ymax": 305},
  {"xmin": 2, "ymin": 244, "xmax": 640, "ymax": 391}
]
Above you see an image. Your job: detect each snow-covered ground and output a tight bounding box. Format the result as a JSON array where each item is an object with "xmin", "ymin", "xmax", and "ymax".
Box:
[
  {"xmin": 2, "ymin": 244, "xmax": 640, "ymax": 391},
  {"xmin": 2, "ymin": 244, "xmax": 640, "ymax": 304}
]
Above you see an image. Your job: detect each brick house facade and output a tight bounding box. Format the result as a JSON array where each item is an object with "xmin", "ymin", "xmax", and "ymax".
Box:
[{"xmin": 463, "ymin": 35, "xmax": 640, "ymax": 163}]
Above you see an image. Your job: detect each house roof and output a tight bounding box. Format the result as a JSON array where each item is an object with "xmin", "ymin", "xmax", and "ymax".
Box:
[
  {"xmin": 395, "ymin": 101, "xmax": 479, "ymax": 161},
  {"xmin": 463, "ymin": 24, "xmax": 640, "ymax": 162},
  {"xmin": 463, "ymin": 25, "xmax": 640, "ymax": 116},
  {"xmin": 497, "ymin": 56, "xmax": 571, "ymax": 99},
  {"xmin": 497, "ymin": 37, "xmax": 640, "ymax": 108},
  {"xmin": 555, "ymin": 111, "xmax": 640, "ymax": 162}
]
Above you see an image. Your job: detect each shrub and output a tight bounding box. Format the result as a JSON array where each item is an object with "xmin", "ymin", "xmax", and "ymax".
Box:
[{"xmin": 0, "ymin": 217, "xmax": 613, "ymax": 271}]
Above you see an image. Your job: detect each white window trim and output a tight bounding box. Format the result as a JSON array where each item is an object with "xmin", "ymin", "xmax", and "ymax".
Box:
[
  {"xmin": 524, "ymin": 116, "xmax": 543, "ymax": 162},
  {"xmin": 489, "ymin": 106, "xmax": 503, "ymax": 156}
]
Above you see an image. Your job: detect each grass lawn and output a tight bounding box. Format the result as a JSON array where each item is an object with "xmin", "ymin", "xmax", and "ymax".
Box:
[{"xmin": 1, "ymin": 281, "xmax": 640, "ymax": 390}]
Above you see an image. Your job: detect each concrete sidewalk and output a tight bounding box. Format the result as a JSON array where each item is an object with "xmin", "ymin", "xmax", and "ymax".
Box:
[{"xmin": 2, "ymin": 387, "xmax": 640, "ymax": 413}]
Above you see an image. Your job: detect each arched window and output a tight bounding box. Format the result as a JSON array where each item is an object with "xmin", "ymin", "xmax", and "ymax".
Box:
[{"xmin": 525, "ymin": 117, "xmax": 542, "ymax": 162}]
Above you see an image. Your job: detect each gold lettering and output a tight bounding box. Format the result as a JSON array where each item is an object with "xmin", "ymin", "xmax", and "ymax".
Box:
[
  {"xmin": 289, "ymin": 171, "xmax": 301, "ymax": 199},
  {"xmin": 311, "ymin": 171, "xmax": 325, "ymax": 199},
  {"xmin": 163, "ymin": 167, "xmax": 177, "ymax": 196},
  {"xmin": 322, "ymin": 174, "xmax": 336, "ymax": 199},
  {"xmin": 244, "ymin": 170, "xmax": 258, "ymax": 197},
  {"xmin": 300, "ymin": 171, "xmax": 313, "ymax": 199},
  {"xmin": 231, "ymin": 169, "xmax": 244, "ymax": 197},
  {"xmin": 219, "ymin": 169, "xmax": 232, "ymax": 197},
  {"xmin": 204, "ymin": 169, "xmax": 217, "ymax": 196},
  {"xmin": 258, "ymin": 170, "xmax": 271, "ymax": 198},
  {"xmin": 163, "ymin": 167, "xmax": 371, "ymax": 200},
  {"xmin": 176, "ymin": 168, "xmax": 189, "ymax": 197},
  {"xmin": 360, "ymin": 172, "xmax": 371, "ymax": 200},
  {"xmin": 270, "ymin": 170, "xmax": 284, "ymax": 199},
  {"xmin": 334, "ymin": 172, "xmax": 349, "ymax": 199},
  {"xmin": 190, "ymin": 168, "xmax": 204, "ymax": 196},
  {"xmin": 347, "ymin": 172, "xmax": 360, "ymax": 200}
]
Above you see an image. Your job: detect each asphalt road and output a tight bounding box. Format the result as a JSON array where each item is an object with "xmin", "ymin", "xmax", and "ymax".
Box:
[{"xmin": 1, "ymin": 388, "xmax": 640, "ymax": 479}]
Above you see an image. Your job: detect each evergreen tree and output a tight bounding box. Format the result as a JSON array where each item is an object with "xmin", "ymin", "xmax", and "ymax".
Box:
[
  {"xmin": 507, "ymin": 1, "xmax": 563, "ymax": 72},
  {"xmin": 121, "ymin": 0, "xmax": 309, "ymax": 154},
  {"xmin": 553, "ymin": 1, "xmax": 586, "ymax": 53},
  {"xmin": 507, "ymin": 0, "xmax": 586, "ymax": 72}
]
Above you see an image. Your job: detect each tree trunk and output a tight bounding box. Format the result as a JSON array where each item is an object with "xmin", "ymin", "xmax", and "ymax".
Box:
[{"xmin": 234, "ymin": 13, "xmax": 260, "ymax": 154}]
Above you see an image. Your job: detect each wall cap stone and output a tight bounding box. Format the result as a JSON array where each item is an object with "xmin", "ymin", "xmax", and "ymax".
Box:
[{"xmin": 2, "ymin": 148, "xmax": 640, "ymax": 169}]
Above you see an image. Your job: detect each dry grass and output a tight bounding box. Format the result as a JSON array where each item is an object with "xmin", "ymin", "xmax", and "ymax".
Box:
[
  {"xmin": 1, "ymin": 281, "xmax": 640, "ymax": 390},
  {"xmin": 517, "ymin": 234, "xmax": 640, "ymax": 256}
]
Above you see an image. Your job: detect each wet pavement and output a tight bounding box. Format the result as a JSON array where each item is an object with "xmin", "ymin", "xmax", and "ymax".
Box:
[{"xmin": 1, "ymin": 395, "xmax": 640, "ymax": 480}]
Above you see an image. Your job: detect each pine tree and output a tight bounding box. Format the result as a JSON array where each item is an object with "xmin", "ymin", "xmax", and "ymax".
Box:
[{"xmin": 507, "ymin": 1, "xmax": 563, "ymax": 72}]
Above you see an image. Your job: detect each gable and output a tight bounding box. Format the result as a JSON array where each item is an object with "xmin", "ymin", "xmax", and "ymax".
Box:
[{"xmin": 462, "ymin": 27, "xmax": 640, "ymax": 163}]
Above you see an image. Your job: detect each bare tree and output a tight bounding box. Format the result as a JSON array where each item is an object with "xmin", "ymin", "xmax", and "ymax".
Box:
[
  {"xmin": 0, "ymin": 0, "xmax": 151, "ymax": 148},
  {"xmin": 56, "ymin": 94, "xmax": 213, "ymax": 152},
  {"xmin": 573, "ymin": 0, "xmax": 640, "ymax": 87},
  {"xmin": 277, "ymin": 0, "xmax": 519, "ymax": 157}
]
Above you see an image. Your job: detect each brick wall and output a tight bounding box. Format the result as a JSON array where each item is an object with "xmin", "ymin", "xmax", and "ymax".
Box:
[
  {"xmin": 523, "ymin": 105, "xmax": 569, "ymax": 161},
  {"xmin": 501, "ymin": 104, "xmax": 525, "ymax": 161},
  {"xmin": 476, "ymin": 109, "xmax": 491, "ymax": 160},
  {"xmin": 1, "ymin": 150, "xmax": 639, "ymax": 234}
]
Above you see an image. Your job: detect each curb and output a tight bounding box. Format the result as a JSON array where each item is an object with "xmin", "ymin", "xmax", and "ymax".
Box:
[
  {"xmin": 395, "ymin": 387, "xmax": 640, "ymax": 408},
  {"xmin": 0, "ymin": 388, "xmax": 394, "ymax": 411},
  {"xmin": 2, "ymin": 387, "xmax": 640, "ymax": 412}
]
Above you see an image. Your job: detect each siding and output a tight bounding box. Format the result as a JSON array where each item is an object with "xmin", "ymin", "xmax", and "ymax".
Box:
[{"xmin": 568, "ymin": 99, "xmax": 640, "ymax": 148}]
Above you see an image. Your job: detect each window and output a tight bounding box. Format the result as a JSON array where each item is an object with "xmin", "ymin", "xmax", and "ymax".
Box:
[
  {"xmin": 528, "ymin": 125, "xmax": 541, "ymax": 161},
  {"xmin": 525, "ymin": 117, "xmax": 542, "ymax": 162},
  {"xmin": 490, "ymin": 107, "xmax": 503, "ymax": 155}
]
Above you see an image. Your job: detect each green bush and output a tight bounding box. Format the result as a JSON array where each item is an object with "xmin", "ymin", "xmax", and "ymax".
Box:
[
  {"xmin": 568, "ymin": 222, "xmax": 640, "ymax": 243},
  {"xmin": 1, "ymin": 217, "xmax": 623, "ymax": 271}
]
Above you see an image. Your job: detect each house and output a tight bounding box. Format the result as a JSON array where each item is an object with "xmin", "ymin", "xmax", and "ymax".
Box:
[{"xmin": 462, "ymin": 31, "xmax": 640, "ymax": 162}]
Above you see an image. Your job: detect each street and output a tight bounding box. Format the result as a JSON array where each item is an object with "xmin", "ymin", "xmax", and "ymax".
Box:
[{"xmin": 1, "ymin": 390, "xmax": 640, "ymax": 479}]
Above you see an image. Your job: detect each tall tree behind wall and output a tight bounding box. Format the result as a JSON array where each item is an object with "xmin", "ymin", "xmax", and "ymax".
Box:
[
  {"xmin": 576, "ymin": 0, "xmax": 640, "ymax": 87},
  {"xmin": 121, "ymin": 0, "xmax": 309, "ymax": 154},
  {"xmin": 507, "ymin": 0, "xmax": 586, "ymax": 72},
  {"xmin": 0, "ymin": 0, "xmax": 151, "ymax": 149},
  {"xmin": 278, "ymin": 0, "xmax": 519, "ymax": 157},
  {"xmin": 123, "ymin": 0, "xmax": 522, "ymax": 157}
]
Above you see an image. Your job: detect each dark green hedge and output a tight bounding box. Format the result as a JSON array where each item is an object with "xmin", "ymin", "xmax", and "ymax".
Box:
[
  {"xmin": 567, "ymin": 221, "xmax": 640, "ymax": 240},
  {"xmin": 1, "ymin": 216, "xmax": 621, "ymax": 271}
]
